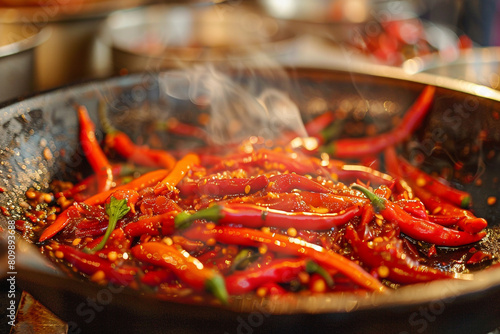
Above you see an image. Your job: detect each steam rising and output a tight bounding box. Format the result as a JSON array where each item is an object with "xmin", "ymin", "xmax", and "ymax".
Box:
[{"xmin": 160, "ymin": 66, "xmax": 308, "ymax": 145}]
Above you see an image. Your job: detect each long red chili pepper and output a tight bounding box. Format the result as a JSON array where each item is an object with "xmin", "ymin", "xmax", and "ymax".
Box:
[
  {"xmin": 106, "ymin": 131, "xmax": 177, "ymax": 170},
  {"xmin": 225, "ymin": 258, "xmax": 306, "ymax": 295},
  {"xmin": 198, "ymin": 175, "xmax": 269, "ymax": 197},
  {"xmin": 410, "ymin": 184, "xmax": 487, "ymax": 234},
  {"xmin": 154, "ymin": 153, "xmax": 200, "ymax": 195},
  {"xmin": 226, "ymin": 191, "xmax": 364, "ymax": 213},
  {"xmin": 396, "ymin": 199, "xmax": 429, "ymax": 220},
  {"xmin": 207, "ymin": 149, "xmax": 319, "ymax": 175},
  {"xmin": 53, "ymin": 244, "xmax": 137, "ymax": 285},
  {"xmin": 397, "ymin": 157, "xmax": 472, "ymax": 208},
  {"xmin": 280, "ymin": 110, "xmax": 337, "ymax": 144},
  {"xmin": 344, "ymin": 225, "xmax": 453, "ymax": 284},
  {"xmin": 175, "ymin": 203, "xmax": 362, "ymax": 231},
  {"xmin": 131, "ymin": 242, "xmax": 228, "ymax": 303},
  {"xmin": 322, "ymin": 85, "xmax": 436, "ymax": 158},
  {"xmin": 159, "ymin": 118, "xmax": 212, "ymax": 144},
  {"xmin": 123, "ymin": 212, "xmax": 176, "ymax": 237},
  {"xmin": 322, "ymin": 161, "xmax": 395, "ymax": 187},
  {"xmin": 267, "ymin": 173, "xmax": 331, "ymax": 193},
  {"xmin": 352, "ymin": 185, "xmax": 486, "ymax": 246},
  {"xmin": 78, "ymin": 105, "xmax": 113, "ymax": 193},
  {"xmin": 55, "ymin": 164, "xmax": 136, "ymax": 201},
  {"xmin": 183, "ymin": 225, "xmax": 386, "ymax": 292},
  {"xmin": 39, "ymin": 169, "xmax": 169, "ymax": 242},
  {"xmin": 99, "ymin": 101, "xmax": 177, "ymax": 170}
]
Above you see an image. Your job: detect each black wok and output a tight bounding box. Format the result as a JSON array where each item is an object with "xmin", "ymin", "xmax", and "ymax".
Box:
[{"xmin": 1, "ymin": 66, "xmax": 500, "ymax": 334}]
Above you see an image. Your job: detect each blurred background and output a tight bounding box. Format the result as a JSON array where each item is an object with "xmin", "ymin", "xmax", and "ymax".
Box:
[{"xmin": 0, "ymin": 0, "xmax": 498, "ymax": 104}]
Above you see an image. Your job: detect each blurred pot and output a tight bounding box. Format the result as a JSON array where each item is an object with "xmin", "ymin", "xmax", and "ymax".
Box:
[
  {"xmin": 0, "ymin": 23, "xmax": 47, "ymax": 103},
  {"xmin": 0, "ymin": 0, "xmax": 151, "ymax": 90},
  {"xmin": 100, "ymin": 4, "xmax": 298, "ymax": 74}
]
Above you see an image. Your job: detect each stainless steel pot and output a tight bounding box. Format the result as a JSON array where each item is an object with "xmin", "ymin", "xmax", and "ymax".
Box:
[
  {"xmin": 0, "ymin": 0, "xmax": 152, "ymax": 91},
  {"xmin": 100, "ymin": 4, "xmax": 298, "ymax": 74},
  {"xmin": 0, "ymin": 23, "xmax": 47, "ymax": 103}
]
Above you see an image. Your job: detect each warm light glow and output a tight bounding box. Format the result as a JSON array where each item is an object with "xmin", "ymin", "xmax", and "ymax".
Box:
[{"xmin": 343, "ymin": 0, "xmax": 368, "ymax": 23}]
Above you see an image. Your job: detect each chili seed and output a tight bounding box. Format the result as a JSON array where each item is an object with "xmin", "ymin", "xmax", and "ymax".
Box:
[
  {"xmin": 90, "ymin": 270, "xmax": 106, "ymax": 283},
  {"xmin": 26, "ymin": 190, "xmax": 37, "ymax": 199},
  {"xmin": 256, "ymin": 287, "xmax": 267, "ymax": 298},
  {"xmin": 298, "ymin": 271, "xmax": 310, "ymax": 285},
  {"xmin": 72, "ymin": 238, "xmax": 82, "ymax": 246},
  {"xmin": 55, "ymin": 250, "xmax": 64, "ymax": 259},
  {"xmin": 287, "ymin": 227, "xmax": 297, "ymax": 237},
  {"xmin": 377, "ymin": 265, "xmax": 390, "ymax": 278},
  {"xmin": 108, "ymin": 251, "xmax": 118, "ymax": 262},
  {"xmin": 416, "ymin": 177, "xmax": 426, "ymax": 187},
  {"xmin": 310, "ymin": 277, "xmax": 326, "ymax": 293},
  {"xmin": 487, "ymin": 197, "xmax": 497, "ymax": 206}
]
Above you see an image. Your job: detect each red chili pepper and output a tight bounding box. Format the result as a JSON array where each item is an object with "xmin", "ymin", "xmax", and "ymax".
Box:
[
  {"xmin": 229, "ymin": 192, "xmax": 362, "ymax": 213},
  {"xmin": 323, "ymin": 85, "xmax": 435, "ymax": 158},
  {"xmin": 257, "ymin": 282, "xmax": 287, "ymax": 296},
  {"xmin": 467, "ymin": 251, "xmax": 492, "ymax": 265},
  {"xmin": 106, "ymin": 131, "xmax": 177, "ymax": 170},
  {"xmin": 175, "ymin": 202, "xmax": 362, "ymax": 231},
  {"xmin": 344, "ymin": 225, "xmax": 453, "ymax": 284},
  {"xmin": 53, "ymin": 244, "xmax": 137, "ymax": 285},
  {"xmin": 396, "ymin": 199, "xmax": 429, "ymax": 220},
  {"xmin": 160, "ymin": 118, "xmax": 212, "ymax": 144},
  {"xmin": 359, "ymin": 203, "xmax": 375, "ymax": 236},
  {"xmin": 410, "ymin": 183, "xmax": 487, "ymax": 234},
  {"xmin": 427, "ymin": 214, "xmax": 463, "ymax": 226},
  {"xmin": 131, "ymin": 242, "xmax": 228, "ymax": 303},
  {"xmin": 39, "ymin": 169, "xmax": 169, "ymax": 242},
  {"xmin": 280, "ymin": 110, "xmax": 337, "ymax": 144},
  {"xmin": 325, "ymin": 162, "xmax": 395, "ymax": 187},
  {"xmin": 141, "ymin": 269, "xmax": 176, "ymax": 286},
  {"xmin": 77, "ymin": 105, "xmax": 113, "ymax": 193},
  {"xmin": 225, "ymin": 258, "xmax": 306, "ymax": 295},
  {"xmin": 55, "ymin": 164, "xmax": 131, "ymax": 200},
  {"xmin": 154, "ymin": 154, "xmax": 200, "ymax": 195},
  {"xmin": 198, "ymin": 175, "xmax": 269, "ymax": 197},
  {"xmin": 207, "ymin": 149, "xmax": 319, "ymax": 176},
  {"xmin": 267, "ymin": 173, "xmax": 330, "ymax": 193},
  {"xmin": 123, "ymin": 212, "xmax": 176, "ymax": 237},
  {"xmin": 304, "ymin": 111, "xmax": 336, "ymax": 136},
  {"xmin": 398, "ymin": 157, "xmax": 472, "ymax": 208},
  {"xmin": 183, "ymin": 225, "xmax": 386, "ymax": 292},
  {"xmin": 99, "ymin": 101, "xmax": 177, "ymax": 170},
  {"xmin": 352, "ymin": 185, "xmax": 486, "ymax": 247},
  {"xmin": 84, "ymin": 228, "xmax": 130, "ymax": 251}
]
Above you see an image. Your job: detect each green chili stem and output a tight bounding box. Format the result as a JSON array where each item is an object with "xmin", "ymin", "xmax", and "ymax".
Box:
[
  {"xmin": 174, "ymin": 205, "xmax": 224, "ymax": 229},
  {"xmin": 351, "ymin": 184, "xmax": 386, "ymax": 212},
  {"xmin": 205, "ymin": 275, "xmax": 228, "ymax": 304},
  {"xmin": 305, "ymin": 260, "xmax": 334, "ymax": 287}
]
